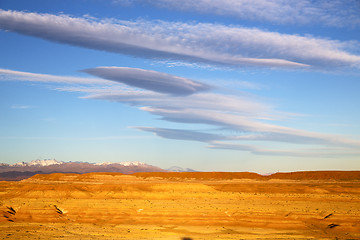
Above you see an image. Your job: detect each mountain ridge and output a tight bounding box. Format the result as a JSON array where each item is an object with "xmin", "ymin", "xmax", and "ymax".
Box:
[
  {"xmin": 1, "ymin": 160, "xmax": 359, "ymax": 181},
  {"xmin": 0, "ymin": 160, "xmax": 165, "ymax": 181},
  {"xmin": 166, "ymin": 166, "xmax": 197, "ymax": 172},
  {"xmin": 4, "ymin": 159, "xmax": 148, "ymax": 167}
]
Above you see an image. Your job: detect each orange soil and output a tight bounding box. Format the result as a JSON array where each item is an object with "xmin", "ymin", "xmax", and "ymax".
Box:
[
  {"xmin": 0, "ymin": 172, "xmax": 359, "ymax": 239},
  {"xmin": 134, "ymin": 171, "xmax": 360, "ymax": 181}
]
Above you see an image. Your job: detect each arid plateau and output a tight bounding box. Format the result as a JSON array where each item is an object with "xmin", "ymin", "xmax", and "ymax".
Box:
[{"xmin": 1, "ymin": 171, "xmax": 359, "ymax": 239}]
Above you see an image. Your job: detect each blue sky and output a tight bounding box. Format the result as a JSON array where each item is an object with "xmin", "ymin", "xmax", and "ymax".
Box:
[{"xmin": 0, "ymin": 0, "xmax": 359, "ymax": 173}]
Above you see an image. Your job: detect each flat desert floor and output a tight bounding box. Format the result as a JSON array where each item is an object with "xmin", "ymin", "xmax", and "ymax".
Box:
[{"xmin": 0, "ymin": 172, "xmax": 359, "ymax": 239}]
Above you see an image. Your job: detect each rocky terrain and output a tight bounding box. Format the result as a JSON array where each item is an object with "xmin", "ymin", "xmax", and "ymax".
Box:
[{"xmin": 0, "ymin": 171, "xmax": 359, "ymax": 239}]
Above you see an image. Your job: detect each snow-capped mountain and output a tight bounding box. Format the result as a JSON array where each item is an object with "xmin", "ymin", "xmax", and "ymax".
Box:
[
  {"xmin": 12, "ymin": 159, "xmax": 64, "ymax": 167},
  {"xmin": 119, "ymin": 161, "xmax": 146, "ymax": 166},
  {"xmin": 94, "ymin": 161, "xmax": 146, "ymax": 166},
  {"xmin": 94, "ymin": 162, "xmax": 113, "ymax": 166},
  {"xmin": 5, "ymin": 159, "xmax": 148, "ymax": 168},
  {"xmin": 0, "ymin": 159, "xmax": 165, "ymax": 181}
]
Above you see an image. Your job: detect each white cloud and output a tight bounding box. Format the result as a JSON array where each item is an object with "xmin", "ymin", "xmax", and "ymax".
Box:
[
  {"xmin": 1, "ymin": 9, "xmax": 359, "ymax": 69},
  {"xmin": 126, "ymin": 0, "xmax": 360, "ymax": 27},
  {"xmin": 140, "ymin": 107, "xmax": 360, "ymax": 148},
  {"xmin": 208, "ymin": 141, "xmax": 360, "ymax": 157},
  {"xmin": 134, "ymin": 127, "xmax": 227, "ymax": 142},
  {"xmin": 2, "ymin": 67, "xmax": 360, "ymax": 156},
  {"xmin": 3, "ymin": 67, "xmax": 262, "ymax": 115},
  {"xmin": 82, "ymin": 67, "xmax": 211, "ymax": 95},
  {"xmin": 134, "ymin": 127, "xmax": 360, "ymax": 157},
  {"xmin": 0, "ymin": 68, "xmax": 113, "ymax": 85},
  {"xmin": 10, "ymin": 104, "xmax": 36, "ymax": 109},
  {"xmin": 84, "ymin": 91, "xmax": 272, "ymax": 118}
]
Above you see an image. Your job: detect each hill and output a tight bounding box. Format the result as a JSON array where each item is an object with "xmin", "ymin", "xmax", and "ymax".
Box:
[
  {"xmin": 0, "ymin": 160, "xmax": 165, "ymax": 181},
  {"xmin": 133, "ymin": 171, "xmax": 360, "ymax": 181}
]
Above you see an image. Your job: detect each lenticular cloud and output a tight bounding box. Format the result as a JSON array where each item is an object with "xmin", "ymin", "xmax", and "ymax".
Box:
[
  {"xmin": 82, "ymin": 67, "xmax": 211, "ymax": 96},
  {"xmin": 1, "ymin": 9, "xmax": 359, "ymax": 69}
]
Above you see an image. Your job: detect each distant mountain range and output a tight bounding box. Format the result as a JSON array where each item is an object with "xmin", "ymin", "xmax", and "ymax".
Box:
[
  {"xmin": 0, "ymin": 159, "xmax": 168, "ymax": 181},
  {"xmin": 0, "ymin": 159, "xmax": 200, "ymax": 181},
  {"xmin": 1, "ymin": 160, "xmax": 359, "ymax": 181},
  {"xmin": 166, "ymin": 166, "xmax": 197, "ymax": 172}
]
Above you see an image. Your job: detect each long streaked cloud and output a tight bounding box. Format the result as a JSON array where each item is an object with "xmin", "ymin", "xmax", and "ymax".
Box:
[
  {"xmin": 0, "ymin": 68, "xmax": 113, "ymax": 85},
  {"xmin": 134, "ymin": 127, "xmax": 228, "ymax": 142},
  {"xmin": 2, "ymin": 67, "xmax": 360, "ymax": 156},
  {"xmin": 133, "ymin": 127, "xmax": 360, "ymax": 157},
  {"xmin": 1, "ymin": 67, "xmax": 270, "ymax": 118},
  {"xmin": 80, "ymin": 81, "xmax": 360, "ymax": 149},
  {"xmin": 83, "ymin": 92, "xmax": 273, "ymax": 119},
  {"xmin": 116, "ymin": 0, "xmax": 360, "ymax": 27},
  {"xmin": 208, "ymin": 141, "xmax": 360, "ymax": 158},
  {"xmin": 82, "ymin": 67, "xmax": 211, "ymax": 96},
  {"xmin": 139, "ymin": 107, "xmax": 360, "ymax": 148},
  {"xmin": 1, "ymin": 9, "xmax": 360, "ymax": 69}
]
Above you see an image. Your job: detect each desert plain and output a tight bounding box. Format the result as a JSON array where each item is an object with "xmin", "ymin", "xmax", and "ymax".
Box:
[{"xmin": 0, "ymin": 171, "xmax": 359, "ymax": 240}]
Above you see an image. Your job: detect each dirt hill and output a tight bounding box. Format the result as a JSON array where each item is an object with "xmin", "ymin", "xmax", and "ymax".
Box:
[{"xmin": 133, "ymin": 171, "xmax": 360, "ymax": 181}]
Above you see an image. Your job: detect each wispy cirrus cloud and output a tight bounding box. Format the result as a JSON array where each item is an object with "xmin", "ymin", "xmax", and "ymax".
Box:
[
  {"xmin": 1, "ymin": 9, "xmax": 360, "ymax": 70},
  {"xmin": 82, "ymin": 67, "xmax": 211, "ymax": 96},
  {"xmin": 117, "ymin": 0, "xmax": 360, "ymax": 27},
  {"xmin": 10, "ymin": 104, "xmax": 36, "ymax": 109}
]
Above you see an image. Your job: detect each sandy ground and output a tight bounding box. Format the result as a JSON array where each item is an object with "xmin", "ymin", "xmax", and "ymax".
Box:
[{"xmin": 0, "ymin": 172, "xmax": 359, "ymax": 239}]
